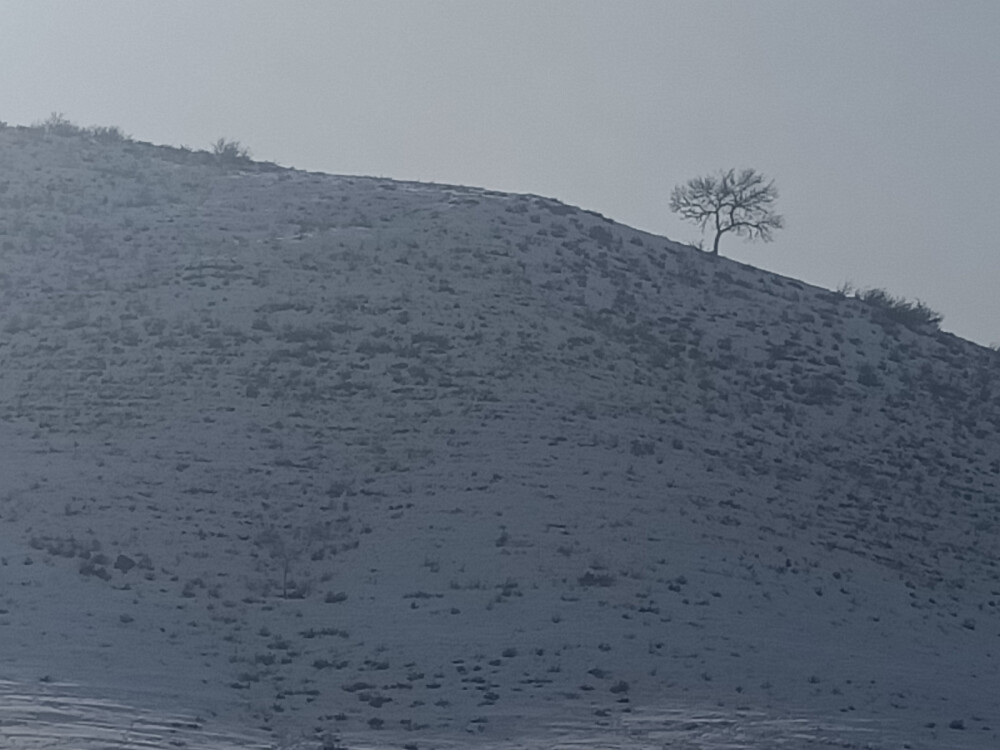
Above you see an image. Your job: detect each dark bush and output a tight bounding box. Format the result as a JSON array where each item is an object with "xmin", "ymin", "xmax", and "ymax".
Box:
[
  {"xmin": 88, "ymin": 125, "xmax": 130, "ymax": 143},
  {"xmin": 857, "ymin": 362, "xmax": 881, "ymax": 387},
  {"xmin": 855, "ymin": 287, "xmax": 942, "ymax": 330},
  {"xmin": 578, "ymin": 571, "xmax": 616, "ymax": 587},
  {"xmin": 39, "ymin": 112, "xmax": 83, "ymax": 136},
  {"xmin": 211, "ymin": 137, "xmax": 252, "ymax": 164}
]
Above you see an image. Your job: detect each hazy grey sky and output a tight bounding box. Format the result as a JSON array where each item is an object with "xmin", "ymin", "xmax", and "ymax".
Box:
[{"xmin": 3, "ymin": 1, "xmax": 999, "ymax": 345}]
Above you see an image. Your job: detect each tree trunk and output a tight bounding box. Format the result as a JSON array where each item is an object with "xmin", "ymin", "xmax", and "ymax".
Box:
[{"xmin": 712, "ymin": 230, "xmax": 721, "ymax": 255}]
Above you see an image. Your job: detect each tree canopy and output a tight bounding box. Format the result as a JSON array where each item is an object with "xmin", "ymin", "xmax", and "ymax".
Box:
[{"xmin": 670, "ymin": 168, "xmax": 783, "ymax": 256}]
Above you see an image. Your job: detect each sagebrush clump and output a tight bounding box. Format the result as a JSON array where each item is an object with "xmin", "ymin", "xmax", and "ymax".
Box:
[
  {"xmin": 212, "ymin": 137, "xmax": 252, "ymax": 165},
  {"xmin": 838, "ymin": 283, "xmax": 942, "ymax": 331}
]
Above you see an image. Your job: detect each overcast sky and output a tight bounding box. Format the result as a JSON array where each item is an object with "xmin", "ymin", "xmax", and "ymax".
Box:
[{"xmin": 3, "ymin": 1, "xmax": 998, "ymax": 345}]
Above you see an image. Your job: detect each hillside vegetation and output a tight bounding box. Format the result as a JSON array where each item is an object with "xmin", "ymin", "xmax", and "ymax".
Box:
[{"xmin": 0, "ymin": 124, "xmax": 998, "ymax": 749}]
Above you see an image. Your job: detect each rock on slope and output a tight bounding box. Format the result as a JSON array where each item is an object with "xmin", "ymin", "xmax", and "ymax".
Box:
[{"xmin": 0, "ymin": 124, "xmax": 998, "ymax": 748}]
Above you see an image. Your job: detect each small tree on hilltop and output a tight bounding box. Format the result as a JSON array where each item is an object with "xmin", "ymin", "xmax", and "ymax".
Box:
[{"xmin": 670, "ymin": 168, "xmax": 783, "ymax": 256}]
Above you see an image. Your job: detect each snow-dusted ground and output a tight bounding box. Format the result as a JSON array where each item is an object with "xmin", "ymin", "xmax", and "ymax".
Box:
[
  {"xmin": 1, "ymin": 124, "xmax": 999, "ymax": 748},
  {"xmin": 0, "ymin": 678, "xmax": 272, "ymax": 749}
]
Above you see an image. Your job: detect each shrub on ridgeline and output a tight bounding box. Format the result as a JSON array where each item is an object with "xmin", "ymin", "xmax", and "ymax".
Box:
[
  {"xmin": 38, "ymin": 112, "xmax": 83, "ymax": 136},
  {"xmin": 860, "ymin": 288, "xmax": 943, "ymax": 330},
  {"xmin": 838, "ymin": 283, "xmax": 942, "ymax": 331},
  {"xmin": 211, "ymin": 137, "xmax": 252, "ymax": 165},
  {"xmin": 88, "ymin": 124, "xmax": 130, "ymax": 143},
  {"xmin": 31, "ymin": 114, "xmax": 131, "ymax": 143}
]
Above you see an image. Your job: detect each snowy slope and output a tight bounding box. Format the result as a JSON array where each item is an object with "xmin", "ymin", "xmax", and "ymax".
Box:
[{"xmin": 0, "ymin": 124, "xmax": 998, "ymax": 749}]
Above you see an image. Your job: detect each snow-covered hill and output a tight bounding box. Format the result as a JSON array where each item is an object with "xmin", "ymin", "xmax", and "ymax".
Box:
[{"xmin": 1, "ymin": 124, "xmax": 998, "ymax": 749}]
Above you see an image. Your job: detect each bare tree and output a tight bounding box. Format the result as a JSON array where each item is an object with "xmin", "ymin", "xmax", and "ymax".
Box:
[{"xmin": 670, "ymin": 168, "xmax": 783, "ymax": 256}]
